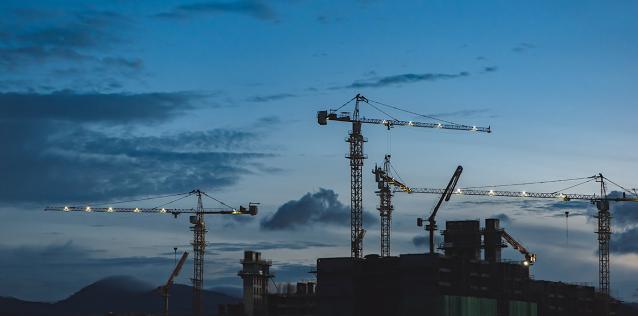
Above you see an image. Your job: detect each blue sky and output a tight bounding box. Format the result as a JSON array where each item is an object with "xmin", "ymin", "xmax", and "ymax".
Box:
[{"xmin": 0, "ymin": 0, "xmax": 637, "ymax": 303}]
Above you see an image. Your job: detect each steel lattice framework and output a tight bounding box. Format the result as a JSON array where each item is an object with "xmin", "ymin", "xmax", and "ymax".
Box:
[
  {"xmin": 45, "ymin": 190, "xmax": 257, "ymax": 316},
  {"xmin": 373, "ymin": 155, "xmax": 394, "ymax": 257},
  {"xmin": 318, "ymin": 94, "xmax": 490, "ymax": 258},
  {"xmin": 399, "ymin": 174, "xmax": 638, "ymax": 316}
]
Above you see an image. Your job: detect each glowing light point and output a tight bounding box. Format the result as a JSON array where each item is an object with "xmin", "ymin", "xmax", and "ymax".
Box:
[
  {"xmin": 160, "ymin": 208, "xmax": 167, "ymax": 213},
  {"xmin": 408, "ymin": 121, "xmax": 414, "ymax": 126},
  {"xmin": 489, "ymin": 190, "xmax": 495, "ymax": 196},
  {"xmin": 134, "ymin": 207, "xmax": 140, "ymax": 213},
  {"xmin": 107, "ymin": 207, "xmax": 114, "ymax": 212},
  {"xmin": 437, "ymin": 123, "xmax": 443, "ymax": 128},
  {"xmin": 85, "ymin": 206, "xmax": 91, "ymax": 212},
  {"xmin": 63, "ymin": 206, "xmax": 70, "ymax": 211}
]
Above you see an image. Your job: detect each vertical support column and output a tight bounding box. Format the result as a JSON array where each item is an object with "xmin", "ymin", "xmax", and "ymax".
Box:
[
  {"xmin": 376, "ymin": 155, "xmax": 393, "ymax": 257},
  {"xmin": 191, "ymin": 190, "xmax": 206, "ymax": 316},
  {"xmin": 347, "ymin": 94, "xmax": 367, "ymax": 259},
  {"xmin": 596, "ymin": 201, "xmax": 611, "ymax": 315}
]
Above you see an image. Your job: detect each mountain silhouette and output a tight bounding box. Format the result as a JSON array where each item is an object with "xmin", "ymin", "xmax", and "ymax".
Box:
[{"xmin": 0, "ymin": 276, "xmax": 240, "ymax": 316}]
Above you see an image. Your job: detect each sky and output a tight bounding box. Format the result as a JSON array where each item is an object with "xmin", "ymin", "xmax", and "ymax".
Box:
[{"xmin": 1, "ymin": 0, "xmax": 638, "ymax": 303}]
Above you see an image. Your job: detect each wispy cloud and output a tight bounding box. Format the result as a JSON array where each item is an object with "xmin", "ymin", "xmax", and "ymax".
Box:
[
  {"xmin": 344, "ymin": 72, "xmax": 469, "ymax": 89},
  {"xmin": 512, "ymin": 42, "xmax": 535, "ymax": 53},
  {"xmin": 156, "ymin": 0, "xmax": 276, "ymax": 21},
  {"xmin": 247, "ymin": 93, "xmax": 296, "ymax": 103},
  {"xmin": 0, "ymin": 91, "xmax": 277, "ymax": 204}
]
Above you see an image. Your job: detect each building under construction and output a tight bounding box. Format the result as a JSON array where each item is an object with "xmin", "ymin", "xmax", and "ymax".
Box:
[{"xmin": 222, "ymin": 218, "xmax": 632, "ymax": 316}]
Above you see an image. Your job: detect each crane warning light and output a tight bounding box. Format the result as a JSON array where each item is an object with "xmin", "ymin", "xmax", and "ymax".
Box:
[
  {"xmin": 134, "ymin": 208, "xmax": 140, "ymax": 213},
  {"xmin": 107, "ymin": 207, "xmax": 114, "ymax": 212},
  {"xmin": 408, "ymin": 121, "xmax": 414, "ymax": 126},
  {"xmin": 437, "ymin": 123, "xmax": 443, "ymax": 128},
  {"xmin": 522, "ymin": 191, "xmax": 528, "ymax": 197},
  {"xmin": 488, "ymin": 190, "xmax": 495, "ymax": 196},
  {"xmin": 85, "ymin": 206, "xmax": 91, "ymax": 212},
  {"xmin": 63, "ymin": 206, "xmax": 70, "ymax": 211},
  {"xmin": 456, "ymin": 189, "xmax": 463, "ymax": 194},
  {"xmin": 472, "ymin": 126, "xmax": 478, "ymax": 131},
  {"xmin": 160, "ymin": 208, "xmax": 167, "ymax": 213},
  {"xmin": 522, "ymin": 260, "xmax": 530, "ymax": 267}
]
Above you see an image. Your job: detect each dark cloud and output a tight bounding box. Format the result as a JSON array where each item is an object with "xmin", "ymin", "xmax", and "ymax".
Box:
[
  {"xmin": 260, "ymin": 189, "xmax": 376, "ymax": 230},
  {"xmin": 482, "ymin": 66, "xmax": 498, "ymax": 73},
  {"xmin": 0, "ymin": 91, "xmax": 276, "ymax": 204},
  {"xmin": 345, "ymin": 72, "xmax": 469, "ymax": 89},
  {"xmin": 247, "ymin": 93, "xmax": 296, "ymax": 103},
  {"xmin": 0, "ymin": 91, "xmax": 202, "ymax": 122},
  {"xmin": 156, "ymin": 0, "xmax": 276, "ymax": 21},
  {"xmin": 0, "ymin": 10, "xmax": 130, "ymax": 69},
  {"xmin": 611, "ymin": 227, "xmax": 638, "ymax": 254},
  {"xmin": 512, "ymin": 42, "xmax": 535, "ymax": 53}
]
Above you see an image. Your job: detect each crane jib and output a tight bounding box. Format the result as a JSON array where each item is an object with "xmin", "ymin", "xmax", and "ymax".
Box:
[{"xmin": 317, "ymin": 110, "xmax": 490, "ymax": 133}]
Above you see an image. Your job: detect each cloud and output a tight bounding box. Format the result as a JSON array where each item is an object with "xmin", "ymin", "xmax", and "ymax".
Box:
[
  {"xmin": 482, "ymin": 66, "xmax": 498, "ymax": 73},
  {"xmin": 0, "ymin": 91, "xmax": 202, "ymax": 122},
  {"xmin": 512, "ymin": 42, "xmax": 535, "ymax": 53},
  {"xmin": 611, "ymin": 227, "xmax": 638, "ymax": 254},
  {"xmin": 260, "ymin": 188, "xmax": 376, "ymax": 230},
  {"xmin": 345, "ymin": 72, "xmax": 469, "ymax": 89},
  {"xmin": 0, "ymin": 91, "xmax": 276, "ymax": 204},
  {"xmin": 0, "ymin": 10, "xmax": 130, "ymax": 69},
  {"xmin": 156, "ymin": 0, "xmax": 276, "ymax": 21},
  {"xmin": 246, "ymin": 93, "xmax": 296, "ymax": 103}
]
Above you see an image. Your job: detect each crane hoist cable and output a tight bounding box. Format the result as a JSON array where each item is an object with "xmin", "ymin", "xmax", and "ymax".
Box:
[
  {"xmin": 93, "ymin": 192, "xmax": 192, "ymax": 207},
  {"xmin": 367, "ymin": 98, "xmax": 467, "ymax": 127},
  {"xmin": 459, "ymin": 176, "xmax": 596, "ymax": 190}
]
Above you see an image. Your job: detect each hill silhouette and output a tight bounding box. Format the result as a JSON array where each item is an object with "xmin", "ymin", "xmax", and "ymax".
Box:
[{"xmin": 0, "ymin": 276, "xmax": 240, "ymax": 316}]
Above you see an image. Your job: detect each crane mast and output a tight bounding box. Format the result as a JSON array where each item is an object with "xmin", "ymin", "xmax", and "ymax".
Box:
[
  {"xmin": 318, "ymin": 94, "xmax": 490, "ymax": 258},
  {"xmin": 347, "ymin": 94, "xmax": 367, "ymax": 259},
  {"xmin": 373, "ymin": 155, "xmax": 393, "ymax": 257},
  {"xmin": 191, "ymin": 190, "xmax": 206, "ymax": 316}
]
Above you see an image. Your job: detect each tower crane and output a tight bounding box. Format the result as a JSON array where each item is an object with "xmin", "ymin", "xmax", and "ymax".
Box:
[
  {"xmin": 318, "ymin": 94, "xmax": 490, "ymax": 258},
  {"xmin": 45, "ymin": 189, "xmax": 258, "ymax": 316},
  {"xmin": 394, "ymin": 173, "xmax": 638, "ymax": 315},
  {"xmin": 160, "ymin": 251, "xmax": 189, "ymax": 316}
]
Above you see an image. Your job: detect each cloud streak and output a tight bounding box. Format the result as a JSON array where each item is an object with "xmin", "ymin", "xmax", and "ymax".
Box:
[
  {"xmin": 345, "ymin": 72, "xmax": 469, "ymax": 89},
  {"xmin": 156, "ymin": 0, "xmax": 276, "ymax": 21}
]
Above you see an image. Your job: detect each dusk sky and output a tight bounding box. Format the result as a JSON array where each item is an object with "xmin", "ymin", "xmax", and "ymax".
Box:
[{"xmin": 1, "ymin": 0, "xmax": 637, "ymax": 303}]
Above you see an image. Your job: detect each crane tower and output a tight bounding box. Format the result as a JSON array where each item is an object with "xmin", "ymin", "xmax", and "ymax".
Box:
[{"xmin": 318, "ymin": 94, "xmax": 490, "ymax": 258}]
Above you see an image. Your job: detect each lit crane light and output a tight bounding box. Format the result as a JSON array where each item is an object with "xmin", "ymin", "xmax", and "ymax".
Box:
[
  {"xmin": 472, "ymin": 126, "xmax": 478, "ymax": 131},
  {"xmin": 408, "ymin": 121, "xmax": 414, "ymax": 126},
  {"xmin": 521, "ymin": 191, "xmax": 528, "ymax": 197},
  {"xmin": 488, "ymin": 190, "xmax": 495, "ymax": 196},
  {"xmin": 437, "ymin": 123, "xmax": 443, "ymax": 128},
  {"xmin": 85, "ymin": 206, "xmax": 92, "ymax": 212},
  {"xmin": 134, "ymin": 207, "xmax": 140, "ymax": 213},
  {"xmin": 456, "ymin": 188, "xmax": 463, "ymax": 194},
  {"xmin": 107, "ymin": 207, "xmax": 114, "ymax": 212},
  {"xmin": 63, "ymin": 206, "xmax": 70, "ymax": 212},
  {"xmin": 231, "ymin": 209, "xmax": 241, "ymax": 215},
  {"xmin": 522, "ymin": 260, "xmax": 530, "ymax": 267},
  {"xmin": 160, "ymin": 208, "xmax": 167, "ymax": 213}
]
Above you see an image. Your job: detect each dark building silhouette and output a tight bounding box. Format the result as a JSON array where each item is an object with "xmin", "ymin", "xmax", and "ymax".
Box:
[{"xmin": 221, "ymin": 219, "xmax": 630, "ymax": 316}]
